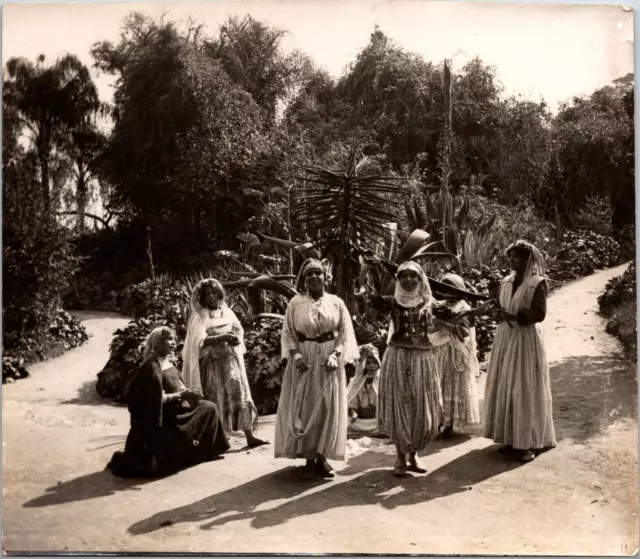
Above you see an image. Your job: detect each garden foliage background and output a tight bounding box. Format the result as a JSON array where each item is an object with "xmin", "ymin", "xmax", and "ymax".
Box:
[{"xmin": 3, "ymin": 14, "xmax": 635, "ymax": 409}]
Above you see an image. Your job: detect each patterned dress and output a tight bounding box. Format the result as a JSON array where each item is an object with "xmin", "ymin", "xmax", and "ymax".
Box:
[
  {"xmin": 432, "ymin": 300, "xmax": 481, "ymax": 430},
  {"xmin": 275, "ymin": 293, "xmax": 359, "ymax": 461},
  {"xmin": 378, "ymin": 302, "xmax": 443, "ymax": 453},
  {"xmin": 198, "ymin": 309, "xmax": 258, "ymax": 433},
  {"xmin": 483, "ymin": 273, "xmax": 556, "ymax": 450}
]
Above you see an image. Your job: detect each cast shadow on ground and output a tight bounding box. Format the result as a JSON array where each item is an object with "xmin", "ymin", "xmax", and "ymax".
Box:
[
  {"xmin": 127, "ymin": 466, "xmax": 327, "ymax": 536},
  {"xmin": 128, "ymin": 444, "xmax": 521, "ymax": 535},
  {"xmin": 247, "ymin": 444, "xmax": 523, "ymax": 530},
  {"xmin": 551, "ymin": 353, "xmax": 638, "ymax": 442},
  {"xmin": 22, "ymin": 469, "xmax": 155, "ymax": 508},
  {"xmin": 338, "ymin": 432, "xmax": 472, "ymax": 476},
  {"xmin": 60, "ymin": 380, "xmax": 122, "ymax": 407}
]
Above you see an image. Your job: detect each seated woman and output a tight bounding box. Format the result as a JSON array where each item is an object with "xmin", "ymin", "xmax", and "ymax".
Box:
[
  {"xmin": 347, "ymin": 344, "xmax": 383, "ymax": 437},
  {"xmin": 107, "ymin": 326, "xmax": 230, "ymax": 478}
]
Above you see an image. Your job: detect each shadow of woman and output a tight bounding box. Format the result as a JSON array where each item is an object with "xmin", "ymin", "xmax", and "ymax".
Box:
[
  {"xmin": 128, "ymin": 466, "xmax": 328, "ymax": 536},
  {"xmin": 23, "ymin": 470, "xmax": 156, "ymax": 508},
  {"xmin": 337, "ymin": 433, "xmax": 472, "ymax": 477},
  {"xmin": 247, "ymin": 444, "xmax": 524, "ymax": 530}
]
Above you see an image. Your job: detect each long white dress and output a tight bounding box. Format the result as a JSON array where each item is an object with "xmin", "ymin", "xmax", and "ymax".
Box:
[
  {"xmin": 483, "ymin": 273, "xmax": 556, "ymax": 449},
  {"xmin": 275, "ymin": 293, "xmax": 359, "ymax": 461}
]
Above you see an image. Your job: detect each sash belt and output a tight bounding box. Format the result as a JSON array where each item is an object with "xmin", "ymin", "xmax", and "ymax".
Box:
[{"xmin": 296, "ymin": 331, "xmax": 336, "ymax": 344}]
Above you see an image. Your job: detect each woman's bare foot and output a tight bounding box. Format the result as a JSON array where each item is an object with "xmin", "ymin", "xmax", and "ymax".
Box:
[
  {"xmin": 407, "ymin": 452, "xmax": 427, "ymax": 474},
  {"xmin": 244, "ymin": 430, "xmax": 269, "ymax": 449},
  {"xmin": 393, "ymin": 448, "xmax": 408, "ymax": 477}
]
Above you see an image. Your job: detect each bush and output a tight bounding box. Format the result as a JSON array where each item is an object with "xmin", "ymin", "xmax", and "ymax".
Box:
[
  {"xmin": 96, "ymin": 276, "xmax": 284, "ymax": 413},
  {"xmin": 3, "ymin": 310, "xmax": 89, "ymax": 383},
  {"xmin": 243, "ymin": 317, "xmax": 285, "ymax": 415},
  {"xmin": 598, "ymin": 261, "xmax": 637, "ymax": 354},
  {"xmin": 96, "ymin": 280, "xmax": 190, "ymax": 401},
  {"xmin": 550, "ymin": 230, "xmax": 622, "ymax": 281},
  {"xmin": 574, "ymin": 195, "xmax": 614, "ymax": 236}
]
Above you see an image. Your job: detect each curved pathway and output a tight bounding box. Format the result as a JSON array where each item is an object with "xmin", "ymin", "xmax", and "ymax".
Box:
[{"xmin": 2, "ymin": 267, "xmax": 637, "ymax": 554}]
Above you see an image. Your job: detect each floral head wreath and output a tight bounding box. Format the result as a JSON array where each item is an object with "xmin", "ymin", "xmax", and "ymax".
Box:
[
  {"xmin": 190, "ymin": 278, "xmax": 226, "ymax": 314},
  {"xmin": 505, "ymin": 240, "xmax": 547, "ymax": 277}
]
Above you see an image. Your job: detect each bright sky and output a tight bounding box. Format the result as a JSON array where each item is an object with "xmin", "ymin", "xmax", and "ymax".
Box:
[{"xmin": 2, "ymin": 1, "xmax": 635, "ymax": 115}]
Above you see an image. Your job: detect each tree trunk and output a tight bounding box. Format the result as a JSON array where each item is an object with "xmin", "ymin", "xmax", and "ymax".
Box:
[{"xmin": 76, "ymin": 164, "xmax": 88, "ymax": 233}]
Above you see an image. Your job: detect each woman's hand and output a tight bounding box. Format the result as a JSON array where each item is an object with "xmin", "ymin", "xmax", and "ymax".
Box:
[
  {"xmin": 293, "ymin": 353, "xmax": 309, "ymax": 373},
  {"xmin": 495, "ymin": 309, "xmax": 517, "ymax": 323},
  {"xmin": 180, "ymin": 388, "xmax": 203, "ymax": 401},
  {"xmin": 224, "ymin": 333, "xmax": 240, "ymax": 346},
  {"xmin": 349, "ymin": 410, "xmax": 358, "ymax": 422},
  {"xmin": 325, "ymin": 352, "xmax": 339, "ymax": 372}
]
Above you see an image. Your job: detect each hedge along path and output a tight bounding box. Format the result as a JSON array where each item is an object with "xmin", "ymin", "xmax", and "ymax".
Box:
[{"xmin": 2, "ymin": 265, "xmax": 637, "ymax": 555}]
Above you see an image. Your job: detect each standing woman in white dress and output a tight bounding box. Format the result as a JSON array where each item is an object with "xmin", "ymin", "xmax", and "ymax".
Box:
[
  {"xmin": 182, "ymin": 278, "xmax": 268, "ymax": 449},
  {"xmin": 275, "ymin": 258, "xmax": 359, "ymax": 481},
  {"xmin": 460, "ymin": 240, "xmax": 556, "ymax": 462}
]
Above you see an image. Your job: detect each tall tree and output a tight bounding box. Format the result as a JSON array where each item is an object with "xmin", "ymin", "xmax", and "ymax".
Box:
[
  {"xmin": 3, "ymin": 54, "xmax": 101, "ymax": 213},
  {"xmin": 204, "ymin": 15, "xmax": 312, "ymax": 123}
]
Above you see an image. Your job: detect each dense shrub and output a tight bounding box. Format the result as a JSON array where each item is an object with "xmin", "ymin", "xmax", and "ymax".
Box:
[
  {"xmin": 3, "ymin": 310, "xmax": 89, "ymax": 383},
  {"xmin": 598, "ymin": 261, "xmax": 637, "ymax": 354},
  {"xmin": 550, "ymin": 230, "xmax": 622, "ymax": 281},
  {"xmin": 243, "ymin": 317, "xmax": 285, "ymax": 415}
]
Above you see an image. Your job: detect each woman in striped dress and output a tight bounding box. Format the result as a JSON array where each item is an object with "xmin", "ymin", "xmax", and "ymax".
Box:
[
  {"xmin": 433, "ymin": 273, "xmax": 480, "ymax": 437},
  {"xmin": 377, "ymin": 261, "xmax": 450, "ymax": 477},
  {"xmin": 459, "ymin": 240, "xmax": 556, "ymax": 462}
]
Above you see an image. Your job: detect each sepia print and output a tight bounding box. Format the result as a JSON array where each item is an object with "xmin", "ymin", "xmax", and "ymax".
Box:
[{"xmin": 2, "ymin": 1, "xmax": 637, "ymax": 555}]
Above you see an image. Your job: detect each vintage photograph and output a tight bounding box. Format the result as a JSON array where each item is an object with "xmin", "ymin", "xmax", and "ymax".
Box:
[{"xmin": 2, "ymin": 1, "xmax": 637, "ymax": 554}]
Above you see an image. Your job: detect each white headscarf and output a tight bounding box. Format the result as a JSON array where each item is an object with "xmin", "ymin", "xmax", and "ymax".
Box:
[
  {"xmin": 143, "ymin": 326, "xmax": 175, "ymax": 361},
  {"xmin": 347, "ymin": 344, "xmax": 381, "ymax": 405},
  {"xmin": 394, "ymin": 261, "xmax": 433, "ymax": 313},
  {"xmin": 505, "ymin": 240, "xmax": 548, "ymax": 280},
  {"xmin": 181, "ymin": 278, "xmax": 244, "ymax": 390}
]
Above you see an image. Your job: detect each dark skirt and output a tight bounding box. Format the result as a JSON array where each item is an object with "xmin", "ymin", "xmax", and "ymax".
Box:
[{"xmin": 108, "ymin": 400, "xmax": 230, "ymax": 478}]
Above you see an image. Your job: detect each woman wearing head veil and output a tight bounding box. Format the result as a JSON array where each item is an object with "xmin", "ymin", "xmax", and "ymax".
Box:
[
  {"xmin": 107, "ymin": 326, "xmax": 229, "ymax": 478},
  {"xmin": 347, "ymin": 344, "xmax": 383, "ymax": 437},
  {"xmin": 275, "ymin": 258, "xmax": 359, "ymax": 481},
  {"xmin": 432, "ymin": 273, "xmax": 480, "ymax": 437},
  {"xmin": 458, "ymin": 240, "xmax": 556, "ymax": 462},
  {"xmin": 378, "ymin": 261, "xmax": 454, "ymax": 477},
  {"xmin": 182, "ymin": 278, "xmax": 268, "ymax": 448}
]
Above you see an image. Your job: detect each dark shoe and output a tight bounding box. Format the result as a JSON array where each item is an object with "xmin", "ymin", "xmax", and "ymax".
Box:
[
  {"xmin": 519, "ymin": 450, "xmax": 535, "ymax": 463},
  {"xmin": 440, "ymin": 425, "xmax": 454, "ymax": 439},
  {"xmin": 315, "ymin": 457, "xmax": 335, "ymax": 479},
  {"xmin": 247, "ymin": 437, "xmax": 269, "ymax": 449}
]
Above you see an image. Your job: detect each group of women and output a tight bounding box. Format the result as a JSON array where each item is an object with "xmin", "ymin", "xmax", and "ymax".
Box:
[{"xmin": 108, "ymin": 239, "xmax": 556, "ymax": 481}]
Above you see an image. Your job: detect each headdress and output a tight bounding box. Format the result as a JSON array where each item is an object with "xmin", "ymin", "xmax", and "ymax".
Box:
[
  {"xmin": 440, "ymin": 273, "xmax": 466, "ymax": 291},
  {"xmin": 295, "ymin": 258, "xmax": 332, "ymax": 293},
  {"xmin": 505, "ymin": 240, "xmax": 547, "ymax": 278},
  {"xmin": 394, "ymin": 261, "xmax": 433, "ymax": 315},
  {"xmin": 143, "ymin": 326, "xmax": 174, "ymax": 360},
  {"xmin": 347, "ymin": 344, "xmax": 381, "ymax": 405}
]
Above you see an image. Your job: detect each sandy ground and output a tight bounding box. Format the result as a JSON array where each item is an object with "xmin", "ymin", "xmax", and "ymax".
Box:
[{"xmin": 2, "ymin": 264, "xmax": 638, "ymax": 555}]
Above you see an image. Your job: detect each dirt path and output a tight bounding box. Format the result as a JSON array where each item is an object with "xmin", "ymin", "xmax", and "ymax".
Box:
[{"xmin": 3, "ymin": 266, "xmax": 638, "ymax": 555}]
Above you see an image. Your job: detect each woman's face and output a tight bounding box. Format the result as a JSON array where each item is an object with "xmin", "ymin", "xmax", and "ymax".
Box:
[
  {"xmin": 397, "ymin": 269, "xmax": 420, "ymax": 293},
  {"xmin": 202, "ymin": 285, "xmax": 221, "ymax": 309},
  {"xmin": 304, "ymin": 267, "xmax": 325, "ymax": 291},
  {"xmin": 157, "ymin": 332, "xmax": 176, "ymax": 357},
  {"xmin": 507, "ymin": 250, "xmax": 528, "ymax": 273},
  {"xmin": 364, "ymin": 356, "xmax": 379, "ymax": 376}
]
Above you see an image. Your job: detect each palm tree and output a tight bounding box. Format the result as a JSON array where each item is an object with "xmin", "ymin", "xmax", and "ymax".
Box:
[{"xmin": 4, "ymin": 54, "xmax": 101, "ymax": 213}]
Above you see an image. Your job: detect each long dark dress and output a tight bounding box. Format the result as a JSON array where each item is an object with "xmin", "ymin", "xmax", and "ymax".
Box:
[{"xmin": 107, "ymin": 358, "xmax": 230, "ymax": 478}]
